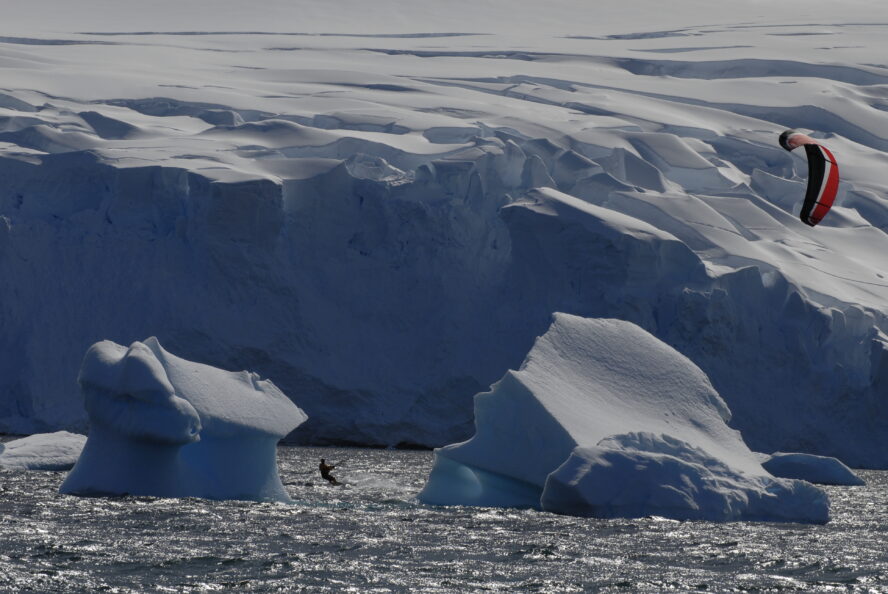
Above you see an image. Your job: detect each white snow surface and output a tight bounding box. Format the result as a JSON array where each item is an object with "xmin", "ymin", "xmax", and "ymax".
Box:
[
  {"xmin": 60, "ymin": 338, "xmax": 306, "ymax": 502},
  {"xmin": 762, "ymin": 452, "xmax": 865, "ymax": 486},
  {"xmin": 0, "ymin": 431, "xmax": 85, "ymax": 470},
  {"xmin": 1, "ymin": 1, "xmax": 887, "ymax": 465},
  {"xmin": 419, "ymin": 314, "xmax": 829, "ymax": 523}
]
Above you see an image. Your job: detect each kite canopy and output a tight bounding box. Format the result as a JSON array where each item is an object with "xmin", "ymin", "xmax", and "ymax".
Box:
[{"xmin": 778, "ymin": 129, "xmax": 839, "ymax": 227}]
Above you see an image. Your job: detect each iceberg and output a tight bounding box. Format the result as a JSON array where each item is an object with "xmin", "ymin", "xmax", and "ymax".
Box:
[
  {"xmin": 762, "ymin": 452, "xmax": 865, "ymax": 486},
  {"xmin": 60, "ymin": 338, "xmax": 306, "ymax": 502},
  {"xmin": 0, "ymin": 431, "xmax": 86, "ymax": 471},
  {"xmin": 419, "ymin": 314, "xmax": 829, "ymax": 523}
]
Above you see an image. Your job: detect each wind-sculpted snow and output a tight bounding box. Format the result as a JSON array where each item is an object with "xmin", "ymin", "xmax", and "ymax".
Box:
[
  {"xmin": 60, "ymin": 338, "xmax": 306, "ymax": 502},
  {"xmin": 1, "ymin": 1, "xmax": 887, "ymax": 465},
  {"xmin": 420, "ymin": 315, "xmax": 830, "ymax": 523}
]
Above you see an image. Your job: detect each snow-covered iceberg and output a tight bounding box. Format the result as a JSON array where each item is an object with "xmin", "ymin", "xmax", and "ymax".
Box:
[
  {"xmin": 762, "ymin": 452, "xmax": 865, "ymax": 486},
  {"xmin": 419, "ymin": 314, "xmax": 829, "ymax": 523},
  {"xmin": 60, "ymin": 338, "xmax": 306, "ymax": 502},
  {"xmin": 0, "ymin": 431, "xmax": 85, "ymax": 470}
]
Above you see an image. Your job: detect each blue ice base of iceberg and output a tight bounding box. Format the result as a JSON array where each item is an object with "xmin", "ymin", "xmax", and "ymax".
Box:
[
  {"xmin": 421, "ymin": 438, "xmax": 830, "ymax": 524},
  {"xmin": 418, "ymin": 454, "xmax": 541, "ymax": 509},
  {"xmin": 61, "ymin": 426, "xmax": 291, "ymax": 502}
]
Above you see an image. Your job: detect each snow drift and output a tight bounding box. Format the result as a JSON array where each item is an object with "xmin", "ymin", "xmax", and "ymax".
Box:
[
  {"xmin": 60, "ymin": 338, "xmax": 306, "ymax": 502},
  {"xmin": 0, "ymin": 1, "xmax": 887, "ymax": 466},
  {"xmin": 419, "ymin": 314, "xmax": 829, "ymax": 523}
]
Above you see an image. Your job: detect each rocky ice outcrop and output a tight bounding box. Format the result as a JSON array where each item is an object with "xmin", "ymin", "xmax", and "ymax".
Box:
[
  {"xmin": 60, "ymin": 338, "xmax": 306, "ymax": 502},
  {"xmin": 419, "ymin": 314, "xmax": 829, "ymax": 523}
]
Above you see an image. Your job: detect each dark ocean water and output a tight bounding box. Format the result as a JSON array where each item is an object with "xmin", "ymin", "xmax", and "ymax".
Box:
[{"xmin": 0, "ymin": 445, "xmax": 886, "ymax": 592}]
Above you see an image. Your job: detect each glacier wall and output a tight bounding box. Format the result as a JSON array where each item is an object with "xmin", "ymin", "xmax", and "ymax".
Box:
[
  {"xmin": 1, "ymin": 109, "xmax": 886, "ymax": 465},
  {"xmin": 1, "ymin": 8, "xmax": 887, "ymax": 465}
]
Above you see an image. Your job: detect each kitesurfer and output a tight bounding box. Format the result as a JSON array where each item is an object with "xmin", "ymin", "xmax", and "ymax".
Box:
[
  {"xmin": 319, "ymin": 458, "xmax": 340, "ymax": 485},
  {"xmin": 778, "ymin": 129, "xmax": 839, "ymax": 227}
]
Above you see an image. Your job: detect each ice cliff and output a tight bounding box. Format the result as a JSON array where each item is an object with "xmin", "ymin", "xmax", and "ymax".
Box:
[
  {"xmin": 0, "ymin": 1, "xmax": 887, "ymax": 466},
  {"xmin": 419, "ymin": 314, "xmax": 829, "ymax": 523},
  {"xmin": 60, "ymin": 338, "xmax": 305, "ymax": 502}
]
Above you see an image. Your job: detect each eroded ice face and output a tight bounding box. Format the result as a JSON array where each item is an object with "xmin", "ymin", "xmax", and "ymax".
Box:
[{"xmin": 79, "ymin": 340, "xmax": 202, "ymax": 445}]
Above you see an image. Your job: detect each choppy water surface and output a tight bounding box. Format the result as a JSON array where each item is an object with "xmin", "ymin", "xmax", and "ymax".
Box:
[{"xmin": 1, "ymin": 446, "xmax": 887, "ymax": 592}]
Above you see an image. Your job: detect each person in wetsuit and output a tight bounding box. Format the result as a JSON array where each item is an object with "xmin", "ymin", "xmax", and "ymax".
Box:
[{"xmin": 319, "ymin": 458, "xmax": 340, "ymax": 485}]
